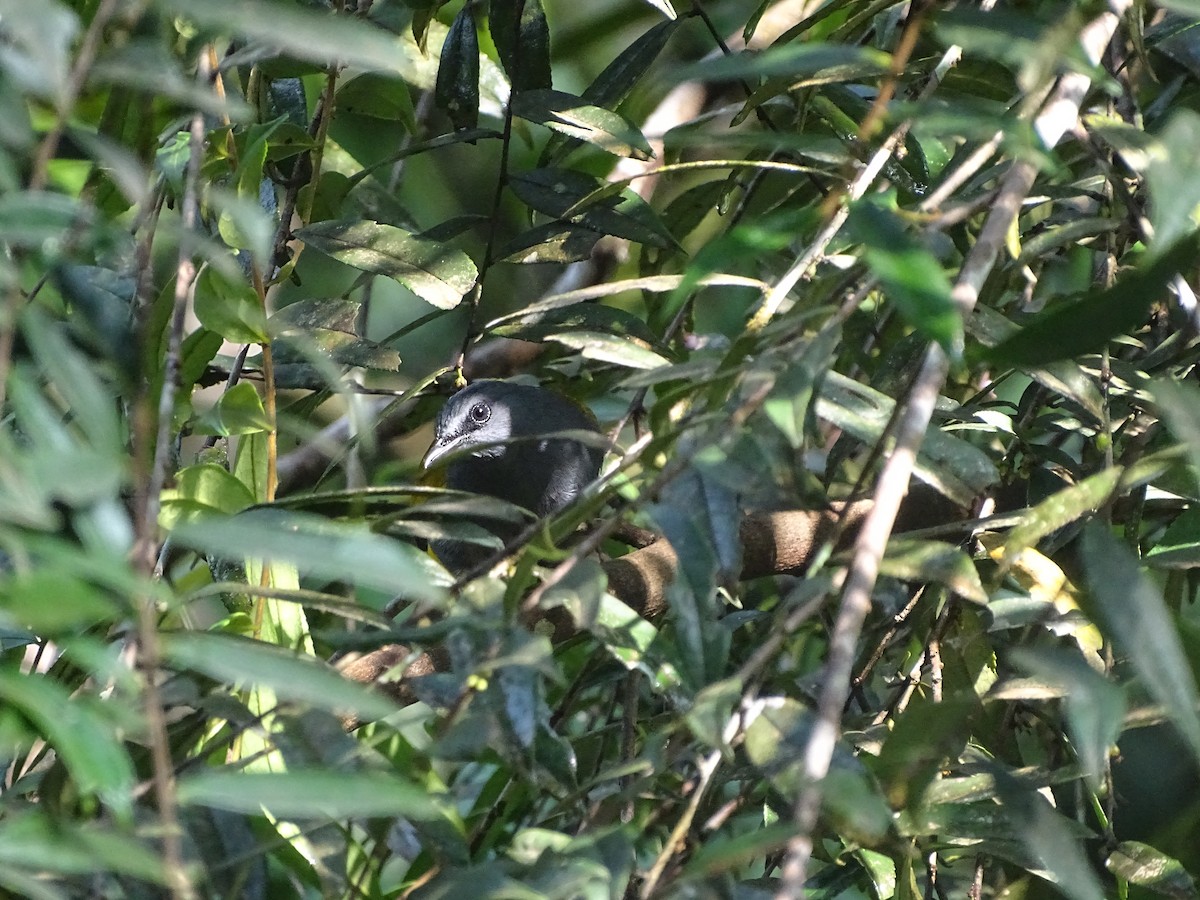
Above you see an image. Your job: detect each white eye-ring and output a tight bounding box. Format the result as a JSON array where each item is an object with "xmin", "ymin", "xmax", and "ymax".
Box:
[{"xmin": 469, "ymin": 402, "xmax": 490, "ymax": 424}]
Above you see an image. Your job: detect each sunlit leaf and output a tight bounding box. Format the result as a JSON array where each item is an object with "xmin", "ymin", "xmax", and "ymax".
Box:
[
  {"xmin": 297, "ymin": 220, "xmax": 477, "ymax": 310},
  {"xmin": 1106, "ymin": 842, "xmax": 1198, "ymax": 899},
  {"xmin": 513, "ymin": 89, "xmax": 652, "ymax": 159}
]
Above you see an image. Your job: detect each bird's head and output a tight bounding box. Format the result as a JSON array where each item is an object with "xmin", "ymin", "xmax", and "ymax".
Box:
[{"xmin": 421, "ymin": 380, "xmax": 519, "ymax": 470}]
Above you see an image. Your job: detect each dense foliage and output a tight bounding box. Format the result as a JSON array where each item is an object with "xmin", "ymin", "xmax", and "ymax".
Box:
[{"xmin": 3, "ymin": 0, "xmax": 1200, "ymax": 897}]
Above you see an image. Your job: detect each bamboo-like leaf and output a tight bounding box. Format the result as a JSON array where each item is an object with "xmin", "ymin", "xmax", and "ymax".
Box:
[
  {"xmin": 1079, "ymin": 524, "xmax": 1200, "ymax": 766},
  {"xmin": 178, "ymin": 770, "xmax": 444, "ymax": 820},
  {"xmin": 0, "ymin": 671, "xmax": 135, "ymax": 818},
  {"xmin": 998, "ymin": 467, "xmax": 1123, "ymax": 571},
  {"xmin": 163, "ymin": 632, "xmax": 399, "ymax": 720}
]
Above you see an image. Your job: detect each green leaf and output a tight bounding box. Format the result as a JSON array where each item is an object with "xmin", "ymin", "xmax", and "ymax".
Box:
[
  {"xmin": 879, "ymin": 539, "xmax": 987, "ymax": 604},
  {"xmin": 509, "ymin": 168, "xmax": 680, "ymax": 249},
  {"xmin": 1143, "ymin": 109, "xmax": 1200, "ymax": 255},
  {"xmin": 436, "ymin": 4, "xmax": 480, "ymax": 131},
  {"xmin": 1147, "ymin": 506, "xmax": 1200, "ymax": 569},
  {"xmin": 0, "ymin": 670, "xmax": 135, "ymax": 818},
  {"xmin": 1079, "ymin": 524, "xmax": 1200, "ymax": 766},
  {"xmin": 998, "ymin": 467, "xmax": 1123, "ymax": 570},
  {"xmin": 848, "ymin": 199, "xmax": 961, "ymax": 356},
  {"xmin": 1106, "ymin": 842, "xmax": 1198, "ymax": 899},
  {"xmin": 174, "ymin": 508, "xmax": 449, "ymax": 602},
  {"xmin": 676, "ymin": 42, "xmax": 889, "ymax": 83},
  {"xmin": 513, "ymin": 89, "xmax": 652, "ymax": 159},
  {"xmin": 1011, "ymin": 646, "xmax": 1125, "ymax": 789},
  {"xmin": 651, "ymin": 453, "xmax": 738, "ymax": 688},
  {"xmin": 0, "ymin": 813, "xmax": 168, "ymax": 885},
  {"xmin": 160, "ymin": 0, "xmax": 417, "ymax": 75},
  {"xmin": 817, "ymin": 371, "xmax": 998, "ymax": 506},
  {"xmin": 762, "ymin": 327, "xmax": 838, "ymax": 448},
  {"xmin": 0, "ymin": 191, "xmax": 91, "ymax": 246},
  {"xmin": 986, "ymin": 237, "xmax": 1198, "ymax": 367},
  {"xmin": 178, "ymin": 769, "xmax": 444, "ymax": 820},
  {"xmin": 216, "ymin": 121, "xmax": 271, "ymax": 257},
  {"xmin": 163, "ymin": 632, "xmax": 399, "ymax": 721},
  {"xmin": 193, "ymin": 266, "xmax": 268, "ymax": 344},
  {"xmin": 159, "ymin": 462, "xmax": 257, "ymax": 528},
  {"xmin": 873, "ymin": 695, "xmax": 978, "ymax": 808},
  {"xmin": 489, "ymin": 0, "xmax": 551, "ymax": 92},
  {"xmin": 1152, "ymin": 377, "xmax": 1200, "ymax": 494},
  {"xmin": 297, "ymin": 220, "xmax": 477, "ymax": 310},
  {"xmin": 0, "ymin": 1, "xmax": 78, "ymax": 102},
  {"xmin": 544, "ymin": 329, "xmax": 670, "ymax": 369},
  {"xmin": 0, "ymin": 571, "xmax": 120, "ymax": 633},
  {"xmin": 179, "ymin": 327, "xmax": 224, "ymax": 390},
  {"xmin": 191, "ymin": 382, "xmax": 273, "ymax": 436},
  {"xmin": 337, "ymin": 73, "xmax": 417, "ymax": 129},
  {"xmin": 966, "ymin": 306, "xmax": 1105, "ymax": 423}
]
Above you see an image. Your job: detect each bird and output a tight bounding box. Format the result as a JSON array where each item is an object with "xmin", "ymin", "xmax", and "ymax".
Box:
[{"xmin": 422, "ymin": 380, "xmax": 605, "ymax": 570}]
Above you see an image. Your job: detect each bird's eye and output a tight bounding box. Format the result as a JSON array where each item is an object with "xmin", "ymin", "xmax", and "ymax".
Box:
[{"xmin": 469, "ymin": 402, "xmax": 490, "ymax": 424}]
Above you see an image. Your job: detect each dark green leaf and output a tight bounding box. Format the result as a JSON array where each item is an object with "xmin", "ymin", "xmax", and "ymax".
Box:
[
  {"xmin": 986, "ymin": 238, "xmax": 1198, "ymax": 367},
  {"xmin": 496, "ymin": 221, "xmax": 603, "ymax": 264},
  {"xmin": 676, "ymin": 43, "xmax": 889, "ymax": 83},
  {"xmin": 817, "ymin": 372, "xmax": 998, "ymax": 505},
  {"xmin": 490, "ymin": 0, "xmax": 551, "ymax": 91},
  {"xmin": 1011, "ymin": 646, "xmax": 1125, "ymax": 789},
  {"xmin": 509, "ymin": 168, "xmax": 680, "ymax": 249},
  {"xmin": 848, "ymin": 199, "xmax": 961, "ymax": 356},
  {"xmin": 1079, "ymin": 524, "xmax": 1200, "ymax": 766},
  {"xmin": 436, "ymin": 5, "xmax": 480, "ymax": 131},
  {"xmin": 879, "ymin": 539, "xmax": 987, "ymax": 603}
]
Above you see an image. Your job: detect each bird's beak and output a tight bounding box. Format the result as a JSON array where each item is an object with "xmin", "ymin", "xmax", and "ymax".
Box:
[{"xmin": 422, "ymin": 437, "xmax": 457, "ymax": 470}]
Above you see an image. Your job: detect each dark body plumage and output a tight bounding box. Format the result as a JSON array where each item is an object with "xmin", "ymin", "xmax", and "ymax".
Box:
[{"xmin": 422, "ymin": 380, "xmax": 604, "ymax": 569}]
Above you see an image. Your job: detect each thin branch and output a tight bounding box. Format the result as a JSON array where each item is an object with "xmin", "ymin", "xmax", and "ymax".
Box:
[{"xmin": 129, "ymin": 47, "xmax": 214, "ymax": 900}]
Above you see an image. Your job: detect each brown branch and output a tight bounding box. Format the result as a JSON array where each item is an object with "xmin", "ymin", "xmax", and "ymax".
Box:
[{"xmin": 338, "ymin": 489, "xmax": 962, "ymax": 719}]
